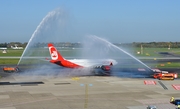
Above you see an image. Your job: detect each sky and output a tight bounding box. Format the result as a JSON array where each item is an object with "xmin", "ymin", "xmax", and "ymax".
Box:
[{"xmin": 0, "ymin": 0, "xmax": 180, "ymax": 43}]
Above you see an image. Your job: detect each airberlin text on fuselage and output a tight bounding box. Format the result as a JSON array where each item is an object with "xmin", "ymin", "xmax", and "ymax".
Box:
[{"xmin": 49, "ymin": 46, "xmax": 58, "ymax": 60}]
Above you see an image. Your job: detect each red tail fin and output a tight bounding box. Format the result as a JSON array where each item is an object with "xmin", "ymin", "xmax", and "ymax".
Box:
[
  {"xmin": 48, "ymin": 43, "xmax": 83, "ymax": 68},
  {"xmin": 48, "ymin": 43, "xmax": 64, "ymax": 62}
]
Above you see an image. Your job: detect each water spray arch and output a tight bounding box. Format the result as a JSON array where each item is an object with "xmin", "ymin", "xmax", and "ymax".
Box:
[
  {"xmin": 18, "ymin": 8, "xmax": 69, "ymax": 67},
  {"xmin": 81, "ymin": 35, "xmax": 152, "ymax": 76},
  {"xmin": 85, "ymin": 35, "xmax": 151, "ymax": 69}
]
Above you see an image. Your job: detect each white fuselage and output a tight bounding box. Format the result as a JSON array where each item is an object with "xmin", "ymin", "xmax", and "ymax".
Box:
[{"xmin": 67, "ymin": 59, "xmax": 118, "ymax": 67}]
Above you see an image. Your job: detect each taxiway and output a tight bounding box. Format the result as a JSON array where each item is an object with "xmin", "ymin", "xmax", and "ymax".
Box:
[{"xmin": 0, "ymin": 73, "xmax": 179, "ymax": 109}]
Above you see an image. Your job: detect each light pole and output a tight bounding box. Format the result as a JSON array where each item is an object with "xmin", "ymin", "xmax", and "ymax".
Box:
[{"xmin": 141, "ymin": 44, "xmax": 143, "ymax": 55}]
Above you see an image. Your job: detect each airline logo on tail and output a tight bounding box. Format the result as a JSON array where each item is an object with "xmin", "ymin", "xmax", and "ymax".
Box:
[
  {"xmin": 48, "ymin": 43, "xmax": 64, "ymax": 61},
  {"xmin": 49, "ymin": 46, "xmax": 58, "ymax": 60}
]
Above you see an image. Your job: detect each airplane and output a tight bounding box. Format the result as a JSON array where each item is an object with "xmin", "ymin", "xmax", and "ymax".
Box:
[
  {"xmin": 48, "ymin": 43, "xmax": 117, "ymax": 75},
  {"xmin": 11, "ymin": 45, "xmax": 23, "ymax": 49}
]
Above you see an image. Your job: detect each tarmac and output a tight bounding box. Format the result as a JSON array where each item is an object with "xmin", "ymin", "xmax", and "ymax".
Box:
[{"xmin": 0, "ymin": 72, "xmax": 180, "ymax": 109}]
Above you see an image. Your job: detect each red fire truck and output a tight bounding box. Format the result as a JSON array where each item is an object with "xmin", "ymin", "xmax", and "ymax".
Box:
[
  {"xmin": 2, "ymin": 66, "xmax": 19, "ymax": 73},
  {"xmin": 152, "ymin": 69, "xmax": 178, "ymax": 80}
]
